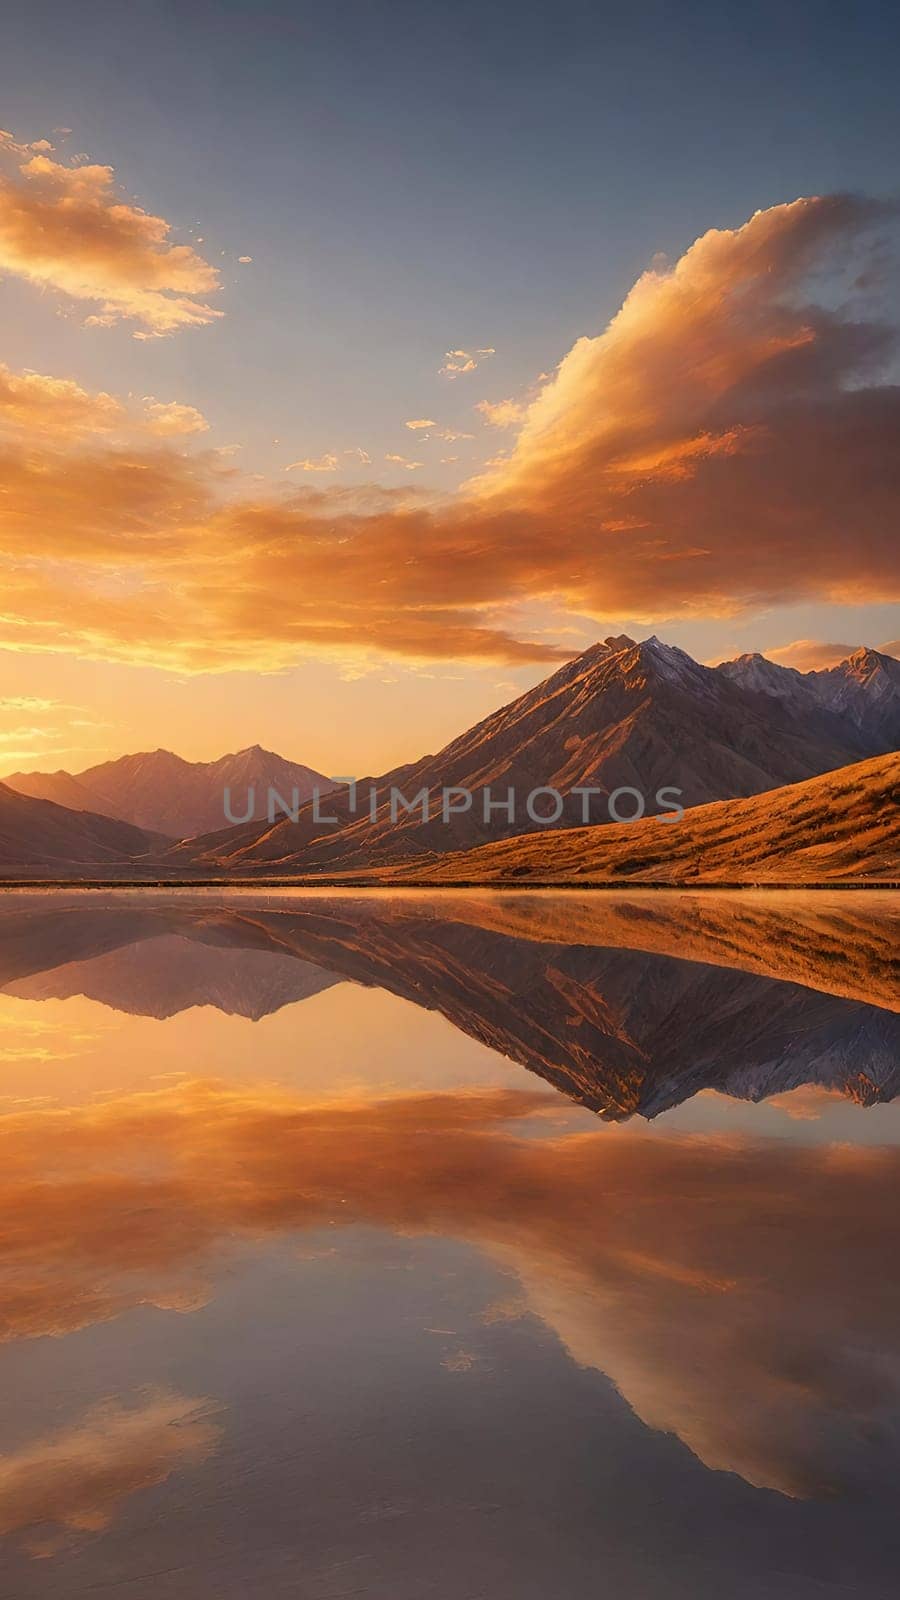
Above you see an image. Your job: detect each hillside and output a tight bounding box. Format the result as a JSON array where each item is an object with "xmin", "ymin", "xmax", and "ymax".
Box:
[
  {"xmin": 0, "ymin": 783, "xmax": 167, "ymax": 867},
  {"xmin": 381, "ymin": 753, "xmax": 900, "ymax": 884}
]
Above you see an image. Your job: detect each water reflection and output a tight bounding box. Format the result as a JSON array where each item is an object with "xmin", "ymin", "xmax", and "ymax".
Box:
[
  {"xmin": 0, "ymin": 888, "xmax": 897, "ymax": 1115},
  {"xmin": 0, "ymin": 890, "xmax": 897, "ymax": 1596}
]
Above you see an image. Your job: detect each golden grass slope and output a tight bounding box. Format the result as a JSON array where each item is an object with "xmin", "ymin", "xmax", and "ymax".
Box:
[{"xmin": 387, "ymin": 753, "xmax": 900, "ymax": 886}]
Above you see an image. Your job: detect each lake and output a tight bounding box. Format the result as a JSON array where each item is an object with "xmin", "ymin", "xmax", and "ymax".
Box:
[{"xmin": 0, "ymin": 888, "xmax": 897, "ymax": 1598}]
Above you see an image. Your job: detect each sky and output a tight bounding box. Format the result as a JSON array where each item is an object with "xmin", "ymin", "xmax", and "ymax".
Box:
[{"xmin": 0, "ymin": 0, "xmax": 898, "ymax": 775}]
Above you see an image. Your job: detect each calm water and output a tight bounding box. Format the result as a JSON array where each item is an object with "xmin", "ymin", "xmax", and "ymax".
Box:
[{"xmin": 0, "ymin": 888, "xmax": 897, "ymax": 1598}]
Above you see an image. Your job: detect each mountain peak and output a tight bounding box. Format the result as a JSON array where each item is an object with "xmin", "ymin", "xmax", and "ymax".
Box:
[{"xmin": 843, "ymin": 645, "xmax": 892, "ymax": 675}]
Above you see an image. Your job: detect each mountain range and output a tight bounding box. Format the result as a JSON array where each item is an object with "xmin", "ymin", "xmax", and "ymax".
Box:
[
  {"xmin": 0, "ymin": 636, "xmax": 897, "ymax": 878},
  {"xmin": 4, "ymin": 745, "xmax": 334, "ymax": 839},
  {"xmin": 167, "ymin": 635, "xmax": 900, "ymax": 877}
]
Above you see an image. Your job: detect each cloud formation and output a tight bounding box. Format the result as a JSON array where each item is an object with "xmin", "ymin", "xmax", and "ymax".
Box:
[
  {"xmin": 766, "ymin": 638, "xmax": 899, "ymax": 669},
  {"xmin": 440, "ymin": 347, "xmax": 495, "ymax": 377},
  {"xmin": 0, "ymin": 362, "xmax": 123, "ymax": 436},
  {"xmin": 0, "ymin": 145, "xmax": 222, "ymax": 333},
  {"xmin": 284, "ymin": 452, "xmax": 338, "ymax": 473},
  {"xmin": 0, "ymin": 194, "xmax": 897, "ymax": 670},
  {"xmin": 143, "ymin": 398, "xmax": 210, "ymax": 437},
  {"xmin": 476, "ymin": 396, "xmax": 526, "ymax": 429}
]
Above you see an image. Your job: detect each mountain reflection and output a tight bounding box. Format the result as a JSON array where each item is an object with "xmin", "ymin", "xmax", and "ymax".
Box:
[
  {"xmin": 0, "ymin": 884, "xmax": 898, "ymax": 1575},
  {"xmin": 0, "ymin": 889, "xmax": 896, "ymax": 1117}
]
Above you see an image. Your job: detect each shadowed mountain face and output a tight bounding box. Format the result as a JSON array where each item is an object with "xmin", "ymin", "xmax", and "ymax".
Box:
[
  {"xmin": 1, "ymin": 891, "xmax": 895, "ymax": 1117},
  {"xmin": 720, "ymin": 646, "xmax": 900, "ymax": 749},
  {"xmin": 0, "ymin": 783, "xmax": 167, "ymax": 868}
]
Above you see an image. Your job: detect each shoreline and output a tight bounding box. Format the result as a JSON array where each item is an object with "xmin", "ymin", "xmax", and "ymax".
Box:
[{"xmin": 0, "ymin": 879, "xmax": 896, "ymax": 893}]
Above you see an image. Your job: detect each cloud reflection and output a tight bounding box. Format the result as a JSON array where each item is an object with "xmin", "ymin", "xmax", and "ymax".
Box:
[{"xmin": 1, "ymin": 1080, "xmax": 899, "ymax": 1497}]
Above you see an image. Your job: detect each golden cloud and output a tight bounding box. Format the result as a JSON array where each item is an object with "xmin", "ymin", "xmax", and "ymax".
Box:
[
  {"xmin": 764, "ymin": 639, "xmax": 858, "ymax": 670},
  {"xmin": 1, "ymin": 1079, "xmax": 899, "ymax": 1498},
  {"xmin": 284, "ymin": 452, "xmax": 338, "ymax": 473},
  {"xmin": 766, "ymin": 638, "xmax": 898, "ymax": 670},
  {"xmin": 475, "ymin": 396, "xmax": 526, "ymax": 429},
  {"xmin": 143, "ymin": 398, "xmax": 209, "ymax": 437},
  {"xmin": 0, "ymin": 194, "xmax": 897, "ymax": 669},
  {"xmin": 0, "ymin": 148, "xmax": 222, "ymax": 333},
  {"xmin": 0, "ymin": 362, "xmax": 123, "ymax": 436}
]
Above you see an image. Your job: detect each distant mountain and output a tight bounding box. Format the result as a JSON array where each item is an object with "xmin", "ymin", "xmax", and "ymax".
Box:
[
  {"xmin": 0, "ymin": 783, "xmax": 166, "ymax": 868},
  {"xmin": 5, "ymin": 744, "xmax": 335, "ymax": 840},
  {"xmin": 173, "ymin": 635, "xmax": 890, "ymax": 873},
  {"xmin": 385, "ymin": 752, "xmax": 899, "ymax": 884},
  {"xmin": 717, "ymin": 646, "xmax": 900, "ymax": 749}
]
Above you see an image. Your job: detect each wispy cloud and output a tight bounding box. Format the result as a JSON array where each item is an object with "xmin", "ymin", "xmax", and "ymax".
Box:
[
  {"xmin": 476, "ymin": 396, "xmax": 526, "ymax": 429},
  {"xmin": 764, "ymin": 637, "xmax": 898, "ymax": 670},
  {"xmin": 284, "ymin": 452, "xmax": 338, "ymax": 473},
  {"xmin": 0, "ymin": 137, "xmax": 222, "ymax": 334},
  {"xmin": 143, "ymin": 399, "xmax": 209, "ymax": 437},
  {"xmin": 440, "ymin": 347, "xmax": 496, "ymax": 377}
]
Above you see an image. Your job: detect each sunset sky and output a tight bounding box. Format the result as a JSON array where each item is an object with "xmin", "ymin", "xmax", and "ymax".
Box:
[{"xmin": 1, "ymin": 0, "xmax": 898, "ymax": 776}]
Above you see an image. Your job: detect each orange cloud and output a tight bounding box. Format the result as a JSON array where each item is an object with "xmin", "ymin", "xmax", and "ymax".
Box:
[
  {"xmin": 284, "ymin": 452, "xmax": 338, "ymax": 473},
  {"xmin": 475, "ymin": 396, "xmax": 526, "ymax": 429},
  {"xmin": 0, "ymin": 362, "xmax": 123, "ymax": 436},
  {"xmin": 766, "ymin": 638, "xmax": 899, "ymax": 670},
  {"xmin": 0, "ymin": 1393, "xmax": 221, "ymax": 1552},
  {"xmin": 0, "ymin": 195, "xmax": 897, "ymax": 670},
  {"xmin": 765, "ymin": 639, "xmax": 861, "ymax": 670},
  {"xmin": 0, "ymin": 147, "xmax": 222, "ymax": 334},
  {"xmin": 143, "ymin": 398, "xmax": 209, "ymax": 437}
]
